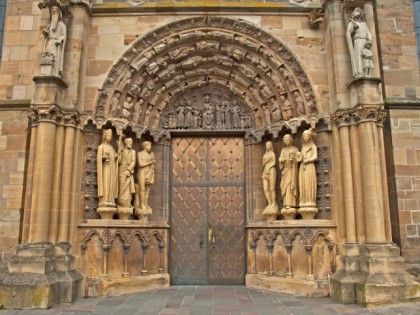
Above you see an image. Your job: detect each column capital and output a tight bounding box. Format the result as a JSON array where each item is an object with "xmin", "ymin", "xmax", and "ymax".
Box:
[{"xmin": 329, "ymin": 104, "xmax": 387, "ymax": 127}]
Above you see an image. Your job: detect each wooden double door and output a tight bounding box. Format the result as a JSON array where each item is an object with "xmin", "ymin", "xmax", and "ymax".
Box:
[{"xmin": 170, "ymin": 137, "xmax": 245, "ymax": 285}]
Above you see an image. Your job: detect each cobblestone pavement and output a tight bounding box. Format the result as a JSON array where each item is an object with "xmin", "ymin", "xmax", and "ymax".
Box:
[{"xmin": 1, "ymin": 286, "xmax": 419, "ymax": 315}]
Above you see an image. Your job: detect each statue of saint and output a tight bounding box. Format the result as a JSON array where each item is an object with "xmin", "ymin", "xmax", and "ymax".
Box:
[
  {"xmin": 346, "ymin": 7, "xmax": 372, "ymax": 78},
  {"xmin": 41, "ymin": 6, "xmax": 67, "ymax": 77},
  {"xmin": 118, "ymin": 138, "xmax": 136, "ymax": 208},
  {"xmin": 279, "ymin": 135, "xmax": 299, "ymax": 219},
  {"xmin": 137, "ymin": 141, "xmax": 155, "ymax": 213},
  {"xmin": 262, "ymin": 141, "xmax": 279, "ymax": 220},
  {"xmin": 97, "ymin": 129, "xmax": 118, "ymax": 208},
  {"xmin": 296, "ymin": 130, "xmax": 318, "ymax": 217}
]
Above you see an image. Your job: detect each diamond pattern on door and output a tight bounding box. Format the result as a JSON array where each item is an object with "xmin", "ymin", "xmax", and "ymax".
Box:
[
  {"xmin": 208, "ymin": 186, "xmax": 245, "ymax": 284},
  {"xmin": 209, "ymin": 138, "xmax": 244, "ymax": 183},
  {"xmin": 172, "ymin": 137, "xmax": 207, "ymax": 184},
  {"xmin": 170, "ymin": 137, "xmax": 245, "ymax": 285},
  {"xmin": 170, "ymin": 186, "xmax": 206, "ymax": 284}
]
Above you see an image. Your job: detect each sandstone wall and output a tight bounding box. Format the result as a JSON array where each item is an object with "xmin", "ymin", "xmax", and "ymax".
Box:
[
  {"xmin": 388, "ymin": 108, "xmax": 420, "ymax": 264},
  {"xmin": 0, "ymin": 105, "xmax": 29, "ymax": 262},
  {"xmin": 377, "ymin": 0, "xmax": 420, "ymax": 98}
]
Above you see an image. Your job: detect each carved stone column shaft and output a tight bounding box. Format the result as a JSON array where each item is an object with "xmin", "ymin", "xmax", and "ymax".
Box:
[
  {"xmin": 338, "ymin": 125, "xmax": 357, "ymax": 244},
  {"xmin": 358, "ymin": 121, "xmax": 386, "ymax": 243},
  {"xmin": 48, "ymin": 124, "xmax": 65, "ymax": 243},
  {"xmin": 28, "ymin": 121, "xmax": 57, "ymax": 243}
]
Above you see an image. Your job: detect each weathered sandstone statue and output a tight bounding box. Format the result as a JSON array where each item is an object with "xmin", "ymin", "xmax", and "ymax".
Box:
[
  {"xmin": 346, "ymin": 7, "xmax": 372, "ymax": 78},
  {"xmin": 279, "ymin": 134, "xmax": 299, "ymax": 220},
  {"xmin": 297, "ymin": 130, "xmax": 318, "ymax": 219},
  {"xmin": 40, "ymin": 6, "xmax": 67, "ymax": 77},
  {"xmin": 117, "ymin": 138, "xmax": 136, "ymax": 219},
  {"xmin": 136, "ymin": 141, "xmax": 155, "ymax": 221},
  {"xmin": 97, "ymin": 129, "xmax": 118, "ymax": 219},
  {"xmin": 262, "ymin": 141, "xmax": 279, "ymax": 221}
]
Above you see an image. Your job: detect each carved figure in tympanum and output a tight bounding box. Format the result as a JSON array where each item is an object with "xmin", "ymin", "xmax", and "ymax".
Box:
[
  {"xmin": 270, "ymin": 97, "xmax": 282, "ymax": 123},
  {"xmin": 280, "ymin": 67, "xmax": 297, "ymax": 91},
  {"xmin": 262, "ymin": 104, "xmax": 272, "ymax": 125},
  {"xmin": 293, "ymin": 91, "xmax": 306, "ymax": 117},
  {"xmin": 143, "ymin": 105, "xmax": 153, "ymax": 127},
  {"xmin": 280, "ymin": 95, "xmax": 293, "ymax": 121},
  {"xmin": 109, "ymin": 92, "xmax": 121, "ymax": 116},
  {"xmin": 116, "ymin": 68, "xmax": 135, "ymax": 92},
  {"xmin": 121, "ymin": 96, "xmax": 134, "ymax": 120}
]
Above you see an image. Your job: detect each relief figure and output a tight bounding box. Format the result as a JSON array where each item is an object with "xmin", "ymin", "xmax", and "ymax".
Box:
[
  {"xmin": 118, "ymin": 138, "xmax": 136, "ymax": 208},
  {"xmin": 137, "ymin": 141, "xmax": 156, "ymax": 213},
  {"xmin": 97, "ymin": 129, "xmax": 118, "ymax": 208},
  {"xmin": 262, "ymin": 141, "xmax": 279, "ymax": 220}
]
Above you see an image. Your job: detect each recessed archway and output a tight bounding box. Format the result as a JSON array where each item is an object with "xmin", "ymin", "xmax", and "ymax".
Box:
[{"xmin": 92, "ymin": 16, "xmax": 320, "ymax": 135}]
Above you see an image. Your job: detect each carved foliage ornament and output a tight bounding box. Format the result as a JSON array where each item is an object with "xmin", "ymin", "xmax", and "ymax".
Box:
[
  {"xmin": 94, "ymin": 17, "xmax": 319, "ymax": 131},
  {"xmin": 329, "ymin": 105, "xmax": 387, "ymax": 127}
]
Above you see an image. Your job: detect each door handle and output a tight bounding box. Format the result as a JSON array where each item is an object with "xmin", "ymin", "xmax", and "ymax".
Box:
[
  {"xmin": 199, "ymin": 234, "xmax": 203, "ymax": 248},
  {"xmin": 212, "ymin": 234, "xmax": 216, "ymax": 248}
]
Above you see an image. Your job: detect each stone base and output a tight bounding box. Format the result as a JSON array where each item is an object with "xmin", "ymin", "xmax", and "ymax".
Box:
[
  {"xmin": 246, "ymin": 274, "xmax": 329, "ymax": 297},
  {"xmin": 330, "ymin": 243, "xmax": 420, "ymax": 306},
  {"xmin": 281, "ymin": 207, "xmax": 297, "ymax": 220},
  {"xmin": 298, "ymin": 207, "xmax": 318, "ymax": 220},
  {"xmin": 0, "ymin": 243, "xmax": 85, "ymax": 309},
  {"xmin": 263, "ymin": 205, "xmax": 279, "ymax": 221},
  {"xmin": 85, "ymin": 273, "xmax": 170, "ymax": 297},
  {"xmin": 135, "ymin": 207, "xmax": 152, "ymax": 222},
  {"xmin": 97, "ymin": 207, "xmax": 117, "ymax": 220},
  {"xmin": 117, "ymin": 207, "xmax": 133, "ymax": 220}
]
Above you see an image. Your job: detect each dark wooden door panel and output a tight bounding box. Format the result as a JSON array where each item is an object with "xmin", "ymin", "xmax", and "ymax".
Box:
[
  {"xmin": 170, "ymin": 137, "xmax": 245, "ymax": 285},
  {"xmin": 170, "ymin": 186, "xmax": 206, "ymax": 284}
]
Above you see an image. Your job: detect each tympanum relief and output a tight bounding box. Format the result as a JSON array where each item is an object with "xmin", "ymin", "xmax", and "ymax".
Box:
[{"xmin": 94, "ymin": 17, "xmax": 320, "ymax": 134}]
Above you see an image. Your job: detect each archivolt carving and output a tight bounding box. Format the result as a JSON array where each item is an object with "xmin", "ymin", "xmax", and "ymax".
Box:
[{"xmin": 94, "ymin": 17, "xmax": 320, "ymax": 133}]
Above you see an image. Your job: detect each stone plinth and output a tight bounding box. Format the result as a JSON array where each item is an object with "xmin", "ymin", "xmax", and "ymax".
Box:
[
  {"xmin": 0, "ymin": 242, "xmax": 84, "ymax": 309},
  {"xmin": 348, "ymin": 77, "xmax": 383, "ymax": 107},
  {"xmin": 246, "ymin": 274, "xmax": 329, "ymax": 297},
  {"xmin": 78, "ymin": 220, "xmax": 169, "ymax": 297},
  {"xmin": 86, "ymin": 273, "xmax": 170, "ymax": 297},
  {"xmin": 330, "ymin": 243, "xmax": 420, "ymax": 306},
  {"xmin": 32, "ymin": 76, "xmax": 68, "ymax": 107},
  {"xmin": 117, "ymin": 207, "xmax": 133, "ymax": 220},
  {"xmin": 281, "ymin": 207, "xmax": 297, "ymax": 220}
]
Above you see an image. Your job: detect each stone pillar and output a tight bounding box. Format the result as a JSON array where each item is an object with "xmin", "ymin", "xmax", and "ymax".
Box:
[{"xmin": 329, "ymin": 78, "xmax": 420, "ymax": 306}]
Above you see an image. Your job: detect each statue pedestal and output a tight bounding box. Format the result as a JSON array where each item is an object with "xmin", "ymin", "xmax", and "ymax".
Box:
[
  {"xmin": 117, "ymin": 207, "xmax": 133, "ymax": 220},
  {"xmin": 348, "ymin": 77, "xmax": 382, "ymax": 107},
  {"xmin": 281, "ymin": 207, "xmax": 297, "ymax": 220},
  {"xmin": 97, "ymin": 207, "xmax": 117, "ymax": 220},
  {"xmin": 298, "ymin": 207, "xmax": 318, "ymax": 220},
  {"xmin": 263, "ymin": 204, "xmax": 279, "ymax": 221},
  {"xmin": 135, "ymin": 207, "xmax": 152, "ymax": 222}
]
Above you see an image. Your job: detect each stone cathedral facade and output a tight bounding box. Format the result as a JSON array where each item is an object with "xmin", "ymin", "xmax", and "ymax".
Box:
[{"xmin": 0, "ymin": 0, "xmax": 419, "ymax": 309}]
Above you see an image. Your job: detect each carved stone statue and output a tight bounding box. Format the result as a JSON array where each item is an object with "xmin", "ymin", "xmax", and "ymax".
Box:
[
  {"xmin": 279, "ymin": 135, "xmax": 299, "ymax": 220},
  {"xmin": 262, "ymin": 141, "xmax": 279, "ymax": 221},
  {"xmin": 117, "ymin": 138, "xmax": 136, "ymax": 219},
  {"xmin": 109, "ymin": 92, "xmax": 121, "ymax": 116},
  {"xmin": 40, "ymin": 6, "xmax": 67, "ymax": 77},
  {"xmin": 280, "ymin": 95, "xmax": 293, "ymax": 121},
  {"xmin": 97, "ymin": 129, "xmax": 118, "ymax": 219},
  {"xmin": 346, "ymin": 7, "xmax": 372, "ymax": 78},
  {"xmin": 136, "ymin": 141, "xmax": 155, "ymax": 221},
  {"xmin": 362, "ymin": 41, "xmax": 374, "ymax": 77},
  {"xmin": 296, "ymin": 130, "xmax": 318, "ymax": 219}
]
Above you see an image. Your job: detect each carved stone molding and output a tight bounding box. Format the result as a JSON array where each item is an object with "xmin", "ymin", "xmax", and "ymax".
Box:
[
  {"xmin": 93, "ymin": 17, "xmax": 319, "ymax": 132},
  {"xmin": 28, "ymin": 105, "xmax": 81, "ymax": 127},
  {"xmin": 329, "ymin": 105, "xmax": 387, "ymax": 127}
]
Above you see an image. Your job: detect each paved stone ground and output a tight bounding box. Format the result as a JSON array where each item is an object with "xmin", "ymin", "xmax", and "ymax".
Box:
[{"xmin": 0, "ymin": 286, "xmax": 419, "ymax": 315}]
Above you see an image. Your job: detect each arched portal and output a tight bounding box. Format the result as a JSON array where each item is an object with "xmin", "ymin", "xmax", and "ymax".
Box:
[
  {"xmin": 93, "ymin": 16, "xmax": 321, "ymax": 136},
  {"xmin": 81, "ymin": 16, "xmax": 328, "ymax": 289}
]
